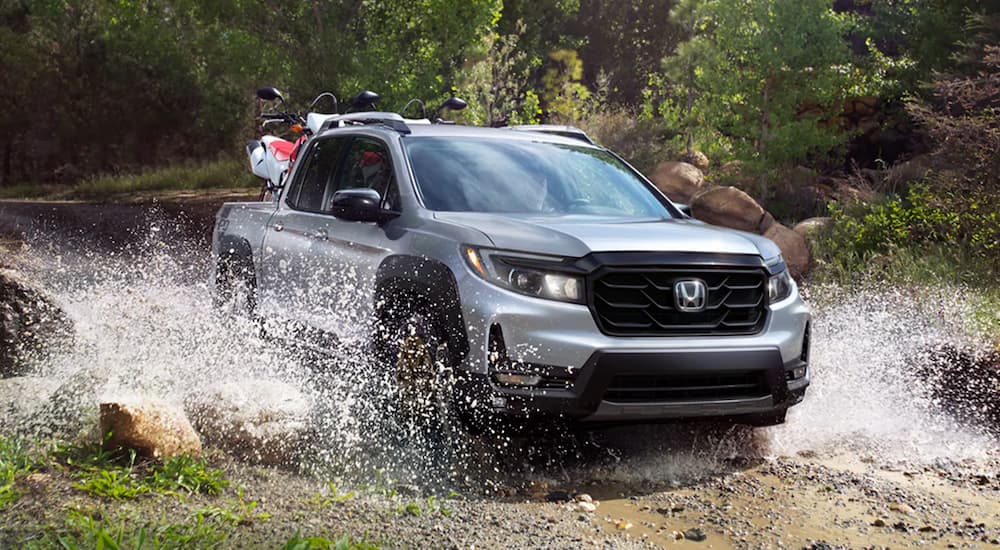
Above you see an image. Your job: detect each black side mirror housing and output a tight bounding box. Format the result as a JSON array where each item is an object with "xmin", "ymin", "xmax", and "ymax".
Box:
[
  {"xmin": 675, "ymin": 203, "xmax": 692, "ymax": 217},
  {"xmin": 433, "ymin": 96, "xmax": 468, "ymax": 122},
  {"xmin": 257, "ymin": 87, "xmax": 284, "ymax": 103},
  {"xmin": 330, "ymin": 188, "xmax": 386, "ymax": 222},
  {"xmin": 349, "ymin": 90, "xmax": 380, "ymax": 112}
]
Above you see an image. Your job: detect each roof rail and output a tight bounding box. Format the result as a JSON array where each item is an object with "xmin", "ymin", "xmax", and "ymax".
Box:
[{"xmin": 318, "ymin": 112, "xmax": 411, "ymax": 134}]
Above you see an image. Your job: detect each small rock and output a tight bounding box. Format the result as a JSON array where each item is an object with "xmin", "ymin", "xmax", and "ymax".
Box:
[
  {"xmin": 889, "ymin": 502, "xmax": 913, "ymax": 515},
  {"xmin": 574, "ymin": 493, "xmax": 593, "ymax": 503},
  {"xmin": 872, "ymin": 518, "xmax": 887, "ymax": 527},
  {"xmin": 100, "ymin": 397, "xmax": 202, "ymax": 459},
  {"xmin": 577, "ymin": 501, "xmax": 597, "ymax": 513},
  {"xmin": 918, "ymin": 525, "xmax": 937, "ymax": 532},
  {"xmin": 672, "ymin": 530, "xmax": 685, "ymax": 540},
  {"xmin": 615, "ymin": 519, "xmax": 633, "ymax": 530},
  {"xmin": 683, "ymin": 527, "xmax": 707, "ymax": 541},
  {"xmin": 892, "ymin": 521, "xmax": 909, "ymax": 532}
]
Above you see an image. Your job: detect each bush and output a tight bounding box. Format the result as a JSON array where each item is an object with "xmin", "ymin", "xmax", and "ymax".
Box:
[
  {"xmin": 574, "ymin": 108, "xmax": 679, "ymax": 174},
  {"xmin": 813, "ymin": 182, "xmax": 1000, "ymax": 284}
]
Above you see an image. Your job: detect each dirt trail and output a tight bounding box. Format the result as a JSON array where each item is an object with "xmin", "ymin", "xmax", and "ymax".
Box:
[{"xmin": 0, "ymin": 194, "xmax": 998, "ymax": 548}]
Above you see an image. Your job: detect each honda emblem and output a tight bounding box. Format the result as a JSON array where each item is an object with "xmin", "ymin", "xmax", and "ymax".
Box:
[{"xmin": 674, "ymin": 279, "xmax": 707, "ymax": 312}]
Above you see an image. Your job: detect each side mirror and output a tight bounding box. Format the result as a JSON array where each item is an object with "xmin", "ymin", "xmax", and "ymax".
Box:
[
  {"xmin": 675, "ymin": 203, "xmax": 692, "ymax": 217},
  {"xmin": 257, "ymin": 87, "xmax": 284, "ymax": 103},
  {"xmin": 433, "ymin": 96, "xmax": 467, "ymax": 122},
  {"xmin": 348, "ymin": 90, "xmax": 380, "ymax": 112},
  {"xmin": 330, "ymin": 188, "xmax": 383, "ymax": 222}
]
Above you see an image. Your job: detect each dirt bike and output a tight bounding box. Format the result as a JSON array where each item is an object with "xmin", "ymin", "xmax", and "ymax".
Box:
[{"xmin": 247, "ymin": 87, "xmax": 382, "ymax": 201}]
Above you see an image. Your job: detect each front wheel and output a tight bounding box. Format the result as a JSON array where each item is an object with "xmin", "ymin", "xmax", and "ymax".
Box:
[{"xmin": 385, "ymin": 312, "xmax": 457, "ymax": 432}]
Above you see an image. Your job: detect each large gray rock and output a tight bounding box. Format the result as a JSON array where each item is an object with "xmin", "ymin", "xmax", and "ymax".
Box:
[
  {"xmin": 0, "ymin": 270, "xmax": 73, "ymax": 377},
  {"xmin": 649, "ymin": 161, "xmax": 705, "ymax": 203},
  {"xmin": 689, "ymin": 186, "xmax": 774, "ymax": 234},
  {"xmin": 0, "ymin": 376, "xmax": 62, "ymax": 434},
  {"xmin": 100, "ymin": 396, "xmax": 202, "ymax": 459},
  {"xmin": 763, "ymin": 223, "xmax": 811, "ymax": 277},
  {"xmin": 185, "ymin": 379, "xmax": 311, "ymax": 466},
  {"xmin": 793, "ymin": 217, "xmax": 831, "ymax": 240}
]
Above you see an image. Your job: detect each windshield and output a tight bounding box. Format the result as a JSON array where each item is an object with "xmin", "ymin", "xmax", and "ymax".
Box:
[{"xmin": 403, "ymin": 137, "xmax": 674, "ymax": 218}]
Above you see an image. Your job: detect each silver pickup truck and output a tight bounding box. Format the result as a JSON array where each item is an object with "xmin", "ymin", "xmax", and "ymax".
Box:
[{"xmin": 212, "ymin": 114, "xmax": 810, "ymax": 430}]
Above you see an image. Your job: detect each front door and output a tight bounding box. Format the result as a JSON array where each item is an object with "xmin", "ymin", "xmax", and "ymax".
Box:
[{"xmin": 258, "ymin": 134, "xmax": 399, "ymax": 340}]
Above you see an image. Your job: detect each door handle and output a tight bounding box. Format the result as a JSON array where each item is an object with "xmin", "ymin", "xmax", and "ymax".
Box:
[
  {"xmin": 313, "ymin": 229, "xmax": 328, "ymax": 240},
  {"xmin": 273, "ymin": 223, "xmax": 284, "ymax": 232}
]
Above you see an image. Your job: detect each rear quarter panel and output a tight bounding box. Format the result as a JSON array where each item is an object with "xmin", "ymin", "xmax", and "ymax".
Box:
[{"xmin": 212, "ymin": 201, "xmax": 276, "ymax": 271}]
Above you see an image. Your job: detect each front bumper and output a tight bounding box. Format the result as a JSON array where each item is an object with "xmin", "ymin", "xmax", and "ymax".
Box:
[
  {"xmin": 455, "ymin": 259, "xmax": 811, "ymax": 422},
  {"xmin": 458, "ymin": 348, "xmax": 808, "ymax": 422}
]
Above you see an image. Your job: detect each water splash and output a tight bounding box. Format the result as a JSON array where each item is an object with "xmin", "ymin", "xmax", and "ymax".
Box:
[
  {"xmin": 770, "ymin": 283, "xmax": 996, "ymax": 461},
  {"xmin": 4, "ymin": 214, "xmax": 997, "ymax": 494}
]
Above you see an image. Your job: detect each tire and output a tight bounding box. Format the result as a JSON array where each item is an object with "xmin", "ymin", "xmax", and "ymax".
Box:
[
  {"xmin": 382, "ymin": 310, "xmax": 458, "ymax": 432},
  {"xmin": 213, "ymin": 252, "xmax": 257, "ymax": 316}
]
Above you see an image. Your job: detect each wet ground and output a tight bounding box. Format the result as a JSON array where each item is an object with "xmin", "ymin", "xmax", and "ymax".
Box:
[{"xmin": 1, "ymin": 194, "xmax": 998, "ymax": 548}]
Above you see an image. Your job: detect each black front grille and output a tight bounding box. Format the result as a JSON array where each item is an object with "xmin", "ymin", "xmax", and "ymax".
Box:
[
  {"xmin": 590, "ymin": 267, "xmax": 767, "ymax": 336},
  {"xmin": 604, "ymin": 372, "xmax": 769, "ymax": 403}
]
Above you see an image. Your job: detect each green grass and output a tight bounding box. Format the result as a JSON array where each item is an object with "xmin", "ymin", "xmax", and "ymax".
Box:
[
  {"xmin": 0, "ymin": 158, "xmax": 257, "ymax": 200},
  {"xmin": 0, "ymin": 437, "xmax": 39, "ymax": 510},
  {"xmin": 52, "ymin": 438, "xmax": 228, "ymax": 500},
  {"xmin": 24, "ymin": 509, "xmax": 233, "ymax": 550},
  {"xmin": 281, "ymin": 532, "xmax": 379, "ymax": 550}
]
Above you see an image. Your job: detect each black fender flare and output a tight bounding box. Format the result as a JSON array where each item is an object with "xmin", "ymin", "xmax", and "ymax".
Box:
[{"xmin": 375, "ymin": 255, "xmax": 469, "ymax": 364}]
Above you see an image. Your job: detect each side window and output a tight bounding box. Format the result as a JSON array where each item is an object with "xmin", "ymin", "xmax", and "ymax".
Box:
[
  {"xmin": 286, "ymin": 137, "xmax": 348, "ymax": 212},
  {"xmin": 333, "ymin": 137, "xmax": 400, "ymax": 211}
]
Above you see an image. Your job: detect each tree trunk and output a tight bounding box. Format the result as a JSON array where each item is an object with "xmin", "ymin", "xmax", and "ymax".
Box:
[{"xmin": 686, "ymin": 63, "xmax": 694, "ymax": 156}]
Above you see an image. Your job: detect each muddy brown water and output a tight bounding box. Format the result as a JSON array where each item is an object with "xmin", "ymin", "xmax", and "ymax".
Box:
[{"xmin": 1, "ymin": 195, "xmax": 998, "ymax": 548}]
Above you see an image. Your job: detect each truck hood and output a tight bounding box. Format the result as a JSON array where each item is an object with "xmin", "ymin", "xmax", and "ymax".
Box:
[{"xmin": 433, "ymin": 212, "xmax": 780, "ymax": 260}]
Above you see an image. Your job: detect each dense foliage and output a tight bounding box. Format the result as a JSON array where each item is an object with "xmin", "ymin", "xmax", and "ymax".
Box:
[
  {"xmin": 815, "ymin": 33, "xmax": 1000, "ymax": 281},
  {"xmin": 1, "ymin": 0, "xmax": 996, "ymax": 200}
]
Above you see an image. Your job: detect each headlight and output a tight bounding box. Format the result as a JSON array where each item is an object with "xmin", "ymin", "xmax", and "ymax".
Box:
[
  {"xmin": 768, "ymin": 269, "xmax": 793, "ymax": 303},
  {"xmin": 463, "ymin": 246, "xmax": 584, "ymax": 304}
]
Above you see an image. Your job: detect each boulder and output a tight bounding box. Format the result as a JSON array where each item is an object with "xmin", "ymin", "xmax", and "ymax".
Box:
[
  {"xmin": 763, "ymin": 224, "xmax": 811, "ymax": 277},
  {"xmin": 689, "ymin": 186, "xmax": 774, "ymax": 234},
  {"xmin": 679, "ymin": 150, "xmax": 710, "ymax": 172},
  {"xmin": 649, "ymin": 161, "xmax": 705, "ymax": 203},
  {"xmin": 42, "ymin": 366, "xmax": 113, "ymax": 440},
  {"xmin": 793, "ymin": 217, "xmax": 831, "ymax": 240},
  {"xmin": 0, "ymin": 271, "xmax": 74, "ymax": 377},
  {"xmin": 100, "ymin": 397, "xmax": 202, "ymax": 459},
  {"xmin": 0, "ymin": 376, "xmax": 61, "ymax": 434},
  {"xmin": 916, "ymin": 344, "xmax": 999, "ymax": 433},
  {"xmin": 185, "ymin": 379, "xmax": 310, "ymax": 466}
]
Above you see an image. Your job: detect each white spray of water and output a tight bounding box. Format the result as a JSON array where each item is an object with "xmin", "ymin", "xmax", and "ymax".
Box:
[
  {"xmin": 5, "ymin": 218, "xmax": 997, "ymax": 491},
  {"xmin": 771, "ymin": 284, "xmax": 996, "ymax": 461}
]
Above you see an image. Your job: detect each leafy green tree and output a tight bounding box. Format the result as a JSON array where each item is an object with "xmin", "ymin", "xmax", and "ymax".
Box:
[
  {"xmin": 664, "ymin": 0, "xmax": 868, "ymax": 176},
  {"xmin": 541, "ymin": 49, "xmax": 592, "ymax": 121},
  {"xmin": 452, "ymin": 20, "xmax": 542, "ymax": 126},
  {"xmin": 569, "ymin": 0, "xmax": 686, "ymax": 106}
]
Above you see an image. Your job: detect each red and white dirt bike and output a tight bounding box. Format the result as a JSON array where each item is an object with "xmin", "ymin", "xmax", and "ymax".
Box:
[
  {"xmin": 247, "ymin": 87, "xmax": 382, "ymax": 201},
  {"xmin": 247, "ymin": 87, "xmax": 466, "ymax": 201}
]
